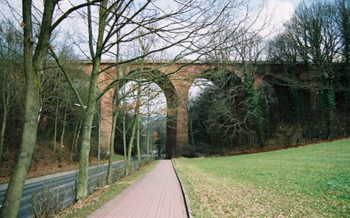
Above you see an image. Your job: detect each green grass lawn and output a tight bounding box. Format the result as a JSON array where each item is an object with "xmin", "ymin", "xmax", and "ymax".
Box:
[{"xmin": 173, "ymin": 139, "xmax": 350, "ymax": 217}]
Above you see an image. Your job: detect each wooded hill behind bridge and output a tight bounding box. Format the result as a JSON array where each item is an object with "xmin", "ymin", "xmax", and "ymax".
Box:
[
  {"xmin": 2, "ymin": 58, "xmax": 349, "ymax": 158},
  {"xmin": 76, "ymin": 60, "xmax": 350, "ymax": 158}
]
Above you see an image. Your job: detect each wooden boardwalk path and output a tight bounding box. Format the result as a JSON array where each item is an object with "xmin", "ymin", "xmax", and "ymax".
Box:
[{"xmin": 88, "ymin": 160, "xmax": 188, "ymax": 218}]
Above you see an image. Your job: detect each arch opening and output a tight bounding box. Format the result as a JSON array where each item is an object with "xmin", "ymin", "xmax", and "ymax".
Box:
[
  {"xmin": 112, "ymin": 68, "xmax": 178, "ymax": 158},
  {"xmin": 114, "ymin": 80, "xmax": 167, "ymax": 158},
  {"xmin": 185, "ymin": 69, "xmax": 253, "ymax": 157}
]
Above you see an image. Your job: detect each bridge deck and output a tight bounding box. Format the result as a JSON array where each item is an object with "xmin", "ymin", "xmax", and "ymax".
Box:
[{"xmin": 88, "ymin": 160, "xmax": 188, "ymax": 218}]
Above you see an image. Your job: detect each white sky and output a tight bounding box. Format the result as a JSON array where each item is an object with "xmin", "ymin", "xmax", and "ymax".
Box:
[
  {"xmin": 0, "ymin": 0, "xmax": 302, "ymax": 30},
  {"xmin": 0, "ymin": 0, "xmax": 302, "ymax": 49},
  {"xmin": 281, "ymin": 0, "xmax": 302, "ymax": 7},
  {"xmin": 259, "ymin": 0, "xmax": 302, "ymax": 37}
]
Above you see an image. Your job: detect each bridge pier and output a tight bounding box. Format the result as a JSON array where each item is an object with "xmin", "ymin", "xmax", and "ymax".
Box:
[
  {"xmin": 98, "ymin": 87, "xmax": 189, "ymax": 159},
  {"xmin": 83, "ymin": 61, "xmax": 266, "ymax": 158},
  {"xmin": 98, "ymin": 70, "xmax": 115, "ymax": 157},
  {"xmin": 96, "ymin": 64, "xmax": 193, "ymax": 159}
]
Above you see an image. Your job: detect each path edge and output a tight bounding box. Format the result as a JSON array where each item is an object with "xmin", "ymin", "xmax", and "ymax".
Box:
[{"xmin": 171, "ymin": 160, "xmax": 193, "ymax": 218}]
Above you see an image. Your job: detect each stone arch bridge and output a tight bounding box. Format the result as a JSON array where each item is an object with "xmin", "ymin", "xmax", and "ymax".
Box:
[{"xmin": 81, "ymin": 61, "xmax": 271, "ymax": 158}]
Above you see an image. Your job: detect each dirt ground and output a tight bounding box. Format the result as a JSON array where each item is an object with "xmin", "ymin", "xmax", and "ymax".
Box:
[{"xmin": 0, "ymin": 141, "xmax": 104, "ymax": 184}]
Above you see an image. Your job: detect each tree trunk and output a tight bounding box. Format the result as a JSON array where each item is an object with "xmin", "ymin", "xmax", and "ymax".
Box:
[
  {"xmin": 76, "ymin": 0, "xmax": 107, "ymax": 200},
  {"xmin": 0, "ymin": 75, "xmax": 41, "ymax": 218},
  {"xmin": 125, "ymin": 114, "xmax": 138, "ymax": 176},
  {"xmin": 107, "ymin": 88, "xmax": 120, "ymax": 184},
  {"xmin": 0, "ymin": 0, "xmax": 56, "ymax": 216},
  {"xmin": 107, "ymin": 107, "xmax": 118, "ymax": 184},
  {"xmin": 188, "ymin": 118, "xmax": 196, "ymax": 147},
  {"xmin": 53, "ymin": 100, "xmax": 59, "ymax": 153},
  {"xmin": 123, "ymin": 114, "xmax": 127, "ymax": 165},
  {"xmin": 73, "ymin": 120, "xmax": 81, "ymax": 161},
  {"xmin": 72, "ymin": 120, "xmax": 80, "ymax": 161},
  {"xmin": 0, "ymin": 95, "xmax": 9, "ymax": 164},
  {"xmin": 136, "ymin": 82, "xmax": 141, "ymax": 165},
  {"xmin": 137, "ymin": 113, "xmax": 141, "ymax": 167},
  {"xmin": 76, "ymin": 71, "xmax": 99, "ymax": 200},
  {"xmin": 60, "ymin": 106, "xmax": 67, "ymax": 157},
  {"xmin": 146, "ymin": 123, "xmax": 150, "ymax": 159}
]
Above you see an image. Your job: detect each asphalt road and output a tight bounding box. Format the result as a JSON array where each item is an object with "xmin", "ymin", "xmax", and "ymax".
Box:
[{"xmin": 0, "ymin": 160, "xmax": 126, "ymax": 217}]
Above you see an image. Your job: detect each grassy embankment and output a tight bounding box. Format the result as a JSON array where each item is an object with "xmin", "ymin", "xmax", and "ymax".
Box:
[{"xmin": 173, "ymin": 139, "xmax": 350, "ymax": 217}]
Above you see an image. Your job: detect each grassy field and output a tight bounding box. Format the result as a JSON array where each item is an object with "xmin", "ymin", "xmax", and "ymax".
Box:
[{"xmin": 173, "ymin": 139, "xmax": 350, "ymax": 217}]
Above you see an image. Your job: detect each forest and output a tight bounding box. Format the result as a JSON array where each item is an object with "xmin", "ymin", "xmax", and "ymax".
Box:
[
  {"xmin": 185, "ymin": 0, "xmax": 350, "ymax": 156},
  {"xmin": 0, "ymin": 0, "xmax": 349, "ymax": 216}
]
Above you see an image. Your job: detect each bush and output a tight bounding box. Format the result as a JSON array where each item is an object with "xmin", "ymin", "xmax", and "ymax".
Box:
[
  {"xmin": 182, "ymin": 142, "xmax": 217, "ymax": 157},
  {"xmin": 273, "ymin": 123, "xmax": 302, "ymax": 147},
  {"xmin": 29, "ymin": 182, "xmax": 67, "ymax": 218}
]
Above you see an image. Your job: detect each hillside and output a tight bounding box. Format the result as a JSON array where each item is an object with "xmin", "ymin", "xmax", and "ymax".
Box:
[
  {"xmin": 173, "ymin": 139, "xmax": 350, "ymax": 217},
  {"xmin": 0, "ymin": 140, "xmax": 103, "ymax": 184}
]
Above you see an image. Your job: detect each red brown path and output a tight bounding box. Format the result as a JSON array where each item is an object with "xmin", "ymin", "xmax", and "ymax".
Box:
[{"xmin": 88, "ymin": 160, "xmax": 188, "ymax": 218}]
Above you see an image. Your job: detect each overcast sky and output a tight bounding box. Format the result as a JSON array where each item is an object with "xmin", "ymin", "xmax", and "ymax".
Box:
[
  {"xmin": 285, "ymin": 0, "xmax": 302, "ymax": 7},
  {"xmin": 0, "ymin": 0, "xmax": 304, "ymax": 61},
  {"xmin": 261, "ymin": 0, "xmax": 302, "ymax": 36},
  {"xmin": 0, "ymin": 0, "xmax": 303, "ymax": 41}
]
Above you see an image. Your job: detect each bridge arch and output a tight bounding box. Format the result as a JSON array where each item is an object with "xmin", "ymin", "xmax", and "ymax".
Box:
[
  {"xmin": 82, "ymin": 61, "xmax": 266, "ymax": 158},
  {"xmin": 126, "ymin": 68, "xmax": 180, "ymax": 159},
  {"xmin": 97, "ymin": 65, "xmax": 184, "ymax": 158}
]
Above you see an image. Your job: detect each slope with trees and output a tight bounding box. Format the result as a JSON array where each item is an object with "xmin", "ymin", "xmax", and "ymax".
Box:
[
  {"xmin": 186, "ymin": 0, "xmax": 350, "ymax": 156},
  {"xmin": 0, "ymin": 1, "xmax": 100, "ymax": 216},
  {"xmin": 267, "ymin": 0, "xmax": 350, "ymax": 142},
  {"xmin": 0, "ymin": 0, "xmax": 267, "ymax": 215}
]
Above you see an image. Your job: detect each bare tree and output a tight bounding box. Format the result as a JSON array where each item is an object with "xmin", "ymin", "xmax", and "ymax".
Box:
[
  {"xmin": 0, "ymin": 0, "xmax": 98, "ymax": 216},
  {"xmin": 268, "ymin": 32, "xmax": 300, "ymax": 65},
  {"xmin": 0, "ymin": 20, "xmax": 23, "ymax": 164},
  {"xmin": 267, "ymin": 0, "xmax": 346, "ymax": 140},
  {"xmin": 335, "ymin": 0, "xmax": 350, "ymax": 112},
  {"xmin": 54, "ymin": 0, "xmax": 265, "ymax": 199}
]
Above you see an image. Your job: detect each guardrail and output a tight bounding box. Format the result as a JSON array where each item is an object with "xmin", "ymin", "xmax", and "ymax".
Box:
[{"xmin": 0, "ymin": 156, "xmax": 155, "ymax": 217}]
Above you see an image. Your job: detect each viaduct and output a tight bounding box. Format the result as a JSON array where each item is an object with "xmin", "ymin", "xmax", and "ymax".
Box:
[{"xmin": 81, "ymin": 61, "xmax": 271, "ymax": 158}]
